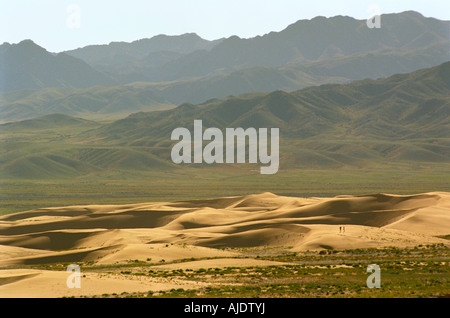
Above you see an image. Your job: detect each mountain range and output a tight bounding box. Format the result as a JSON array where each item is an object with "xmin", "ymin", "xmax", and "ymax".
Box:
[
  {"xmin": 0, "ymin": 40, "xmax": 114, "ymax": 92},
  {"xmin": 0, "ymin": 10, "xmax": 448, "ymax": 179},
  {"xmin": 0, "ymin": 11, "xmax": 449, "ymax": 123},
  {"xmin": 63, "ymin": 11, "xmax": 449, "ymax": 83}
]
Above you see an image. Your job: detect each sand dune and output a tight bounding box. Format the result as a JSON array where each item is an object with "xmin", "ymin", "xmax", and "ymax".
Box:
[
  {"xmin": 0, "ymin": 192, "xmax": 449, "ymax": 267},
  {"xmin": 0, "ymin": 192, "xmax": 448, "ymax": 297}
]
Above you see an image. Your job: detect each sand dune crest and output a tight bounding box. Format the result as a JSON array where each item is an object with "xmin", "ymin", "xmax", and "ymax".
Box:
[{"xmin": 0, "ymin": 192, "xmax": 448, "ymax": 266}]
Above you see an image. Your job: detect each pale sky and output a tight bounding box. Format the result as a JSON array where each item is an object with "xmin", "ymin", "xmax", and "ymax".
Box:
[{"xmin": 1, "ymin": 0, "xmax": 449, "ymax": 52}]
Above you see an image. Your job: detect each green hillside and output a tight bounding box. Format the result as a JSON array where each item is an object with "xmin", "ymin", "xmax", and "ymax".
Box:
[
  {"xmin": 0, "ymin": 113, "xmax": 97, "ymax": 131},
  {"xmin": 0, "ymin": 85, "xmax": 174, "ymax": 123},
  {"xmin": 93, "ymin": 62, "xmax": 450, "ymax": 143},
  {"xmin": 0, "ymin": 63, "xmax": 449, "ymax": 215},
  {"xmin": 1, "ymin": 63, "xmax": 448, "ymax": 180}
]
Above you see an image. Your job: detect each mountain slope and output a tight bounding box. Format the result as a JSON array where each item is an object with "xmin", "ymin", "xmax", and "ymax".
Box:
[
  {"xmin": 148, "ymin": 41, "xmax": 450, "ymax": 105},
  {"xmin": 0, "ymin": 85, "xmax": 174, "ymax": 123},
  {"xmin": 0, "ymin": 40, "xmax": 114, "ymax": 92},
  {"xmin": 0, "ymin": 63, "xmax": 448, "ymax": 178},
  {"xmin": 93, "ymin": 62, "xmax": 450, "ymax": 144},
  {"xmin": 0, "ymin": 113, "xmax": 97, "ymax": 131}
]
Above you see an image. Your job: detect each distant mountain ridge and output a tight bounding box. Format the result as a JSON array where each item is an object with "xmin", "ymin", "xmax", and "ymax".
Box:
[
  {"xmin": 79, "ymin": 11, "xmax": 447, "ymax": 82},
  {"xmin": 0, "ymin": 40, "xmax": 114, "ymax": 91},
  {"xmin": 65, "ymin": 33, "xmax": 224, "ymax": 67},
  {"xmin": 0, "ymin": 11, "xmax": 448, "ymax": 122}
]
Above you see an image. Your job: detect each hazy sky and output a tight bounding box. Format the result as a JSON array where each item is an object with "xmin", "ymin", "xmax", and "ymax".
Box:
[{"xmin": 1, "ymin": 0, "xmax": 449, "ymax": 52}]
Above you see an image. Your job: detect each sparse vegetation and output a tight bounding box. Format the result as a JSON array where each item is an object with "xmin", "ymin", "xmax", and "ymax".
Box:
[
  {"xmin": 87, "ymin": 245, "xmax": 450, "ymax": 298},
  {"xmin": 28, "ymin": 245, "xmax": 449, "ymax": 298}
]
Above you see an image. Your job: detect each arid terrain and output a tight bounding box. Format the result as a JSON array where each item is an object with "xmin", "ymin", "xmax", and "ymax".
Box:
[
  {"xmin": 0, "ymin": 192, "xmax": 448, "ymax": 298},
  {"xmin": 1, "ymin": 7, "xmax": 449, "ymax": 301}
]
